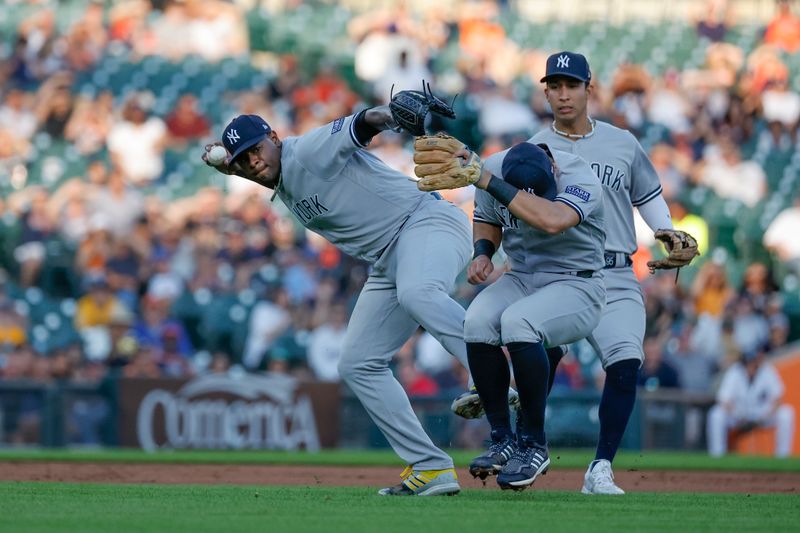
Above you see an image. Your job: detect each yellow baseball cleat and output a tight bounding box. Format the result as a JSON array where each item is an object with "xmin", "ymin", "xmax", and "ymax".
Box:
[{"xmin": 378, "ymin": 466, "xmax": 460, "ymax": 496}]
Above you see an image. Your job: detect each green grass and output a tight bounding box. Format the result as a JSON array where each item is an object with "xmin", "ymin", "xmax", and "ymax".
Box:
[
  {"xmin": 0, "ymin": 448, "xmax": 799, "ymax": 472},
  {"xmin": 0, "ymin": 483, "xmax": 795, "ymax": 533}
]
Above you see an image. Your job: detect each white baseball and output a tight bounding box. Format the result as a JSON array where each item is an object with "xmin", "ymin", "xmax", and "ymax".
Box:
[{"xmin": 207, "ymin": 145, "xmax": 228, "ymax": 166}]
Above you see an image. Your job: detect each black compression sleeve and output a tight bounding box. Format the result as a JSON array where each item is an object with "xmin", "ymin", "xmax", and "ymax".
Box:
[
  {"xmin": 485, "ymin": 176, "xmax": 519, "ymax": 207},
  {"xmin": 352, "ymin": 109, "xmax": 382, "ymax": 146},
  {"xmin": 473, "ymin": 239, "xmax": 496, "ymax": 259}
]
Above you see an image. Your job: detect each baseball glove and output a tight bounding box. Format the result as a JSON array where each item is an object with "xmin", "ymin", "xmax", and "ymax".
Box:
[
  {"xmin": 389, "ymin": 81, "xmax": 456, "ymax": 136},
  {"xmin": 412, "ymin": 133, "xmax": 482, "ymax": 191},
  {"xmin": 647, "ymin": 229, "xmax": 700, "ymax": 273}
]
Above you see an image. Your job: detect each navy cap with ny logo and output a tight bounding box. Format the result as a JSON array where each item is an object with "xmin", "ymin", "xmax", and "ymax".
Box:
[
  {"xmin": 222, "ymin": 115, "xmax": 272, "ymax": 162},
  {"xmin": 540, "ymin": 51, "xmax": 592, "ymax": 83}
]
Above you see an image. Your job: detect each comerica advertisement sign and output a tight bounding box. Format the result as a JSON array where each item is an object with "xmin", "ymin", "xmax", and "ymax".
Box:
[{"xmin": 117, "ymin": 374, "xmax": 340, "ymax": 451}]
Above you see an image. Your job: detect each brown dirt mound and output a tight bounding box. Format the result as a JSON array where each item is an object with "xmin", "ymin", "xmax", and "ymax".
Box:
[{"xmin": 0, "ymin": 462, "xmax": 797, "ymax": 493}]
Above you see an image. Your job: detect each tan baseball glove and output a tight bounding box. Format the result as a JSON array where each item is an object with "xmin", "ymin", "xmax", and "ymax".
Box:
[
  {"xmin": 412, "ymin": 133, "xmax": 482, "ymax": 192},
  {"xmin": 647, "ymin": 229, "xmax": 700, "ymax": 273}
]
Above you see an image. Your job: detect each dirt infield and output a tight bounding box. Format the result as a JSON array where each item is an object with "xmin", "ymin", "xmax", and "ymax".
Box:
[{"xmin": 0, "ymin": 462, "xmax": 798, "ymax": 493}]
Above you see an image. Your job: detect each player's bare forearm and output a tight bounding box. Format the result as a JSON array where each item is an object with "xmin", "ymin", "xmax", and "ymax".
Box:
[
  {"xmin": 475, "ymin": 169, "xmax": 579, "ymax": 234},
  {"xmin": 473, "ymin": 221, "xmax": 502, "ymax": 248},
  {"xmin": 364, "ymin": 106, "xmax": 399, "ymax": 131}
]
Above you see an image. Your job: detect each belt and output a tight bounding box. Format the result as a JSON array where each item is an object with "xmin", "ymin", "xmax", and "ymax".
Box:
[
  {"xmin": 564, "ymin": 270, "xmax": 595, "ymax": 278},
  {"xmin": 604, "ymin": 252, "xmax": 632, "ymax": 269}
]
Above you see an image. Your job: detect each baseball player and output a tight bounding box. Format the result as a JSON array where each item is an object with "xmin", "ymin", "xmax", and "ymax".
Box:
[
  {"xmin": 530, "ymin": 51, "xmax": 698, "ymax": 494},
  {"xmin": 202, "ymin": 99, "xmax": 470, "ymax": 496},
  {"xmin": 707, "ymin": 347, "xmax": 795, "ymax": 458},
  {"xmin": 413, "ymin": 137, "xmax": 607, "ymax": 491}
]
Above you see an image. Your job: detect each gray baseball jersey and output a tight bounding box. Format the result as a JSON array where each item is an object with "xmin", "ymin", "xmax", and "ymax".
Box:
[
  {"xmin": 474, "ymin": 146, "xmax": 606, "ymax": 273},
  {"xmin": 276, "ymin": 114, "xmax": 439, "ymax": 264},
  {"xmin": 465, "ymin": 145, "xmax": 606, "ymax": 347},
  {"xmin": 530, "ymin": 120, "xmax": 663, "ymax": 367},
  {"xmin": 530, "ymin": 121, "xmax": 660, "ymax": 254},
  {"xmin": 275, "ymin": 114, "xmax": 472, "ymax": 470}
]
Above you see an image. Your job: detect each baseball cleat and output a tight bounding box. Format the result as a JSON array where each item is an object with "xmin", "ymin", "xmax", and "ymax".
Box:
[
  {"xmin": 469, "ymin": 431, "xmax": 517, "ymax": 480},
  {"xmin": 581, "ymin": 459, "xmax": 625, "ymax": 495},
  {"xmin": 378, "ymin": 466, "xmax": 460, "ymax": 496},
  {"xmin": 496, "ymin": 443, "xmax": 549, "ymax": 491},
  {"xmin": 451, "ymin": 387, "xmax": 520, "ymax": 419}
]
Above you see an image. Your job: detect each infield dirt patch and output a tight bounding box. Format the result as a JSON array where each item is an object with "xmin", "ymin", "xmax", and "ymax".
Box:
[{"xmin": 0, "ymin": 462, "xmax": 797, "ymax": 494}]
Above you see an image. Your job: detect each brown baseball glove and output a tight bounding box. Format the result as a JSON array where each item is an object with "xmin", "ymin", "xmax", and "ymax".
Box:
[
  {"xmin": 647, "ymin": 229, "xmax": 700, "ymax": 273},
  {"xmin": 412, "ymin": 133, "xmax": 482, "ymax": 192}
]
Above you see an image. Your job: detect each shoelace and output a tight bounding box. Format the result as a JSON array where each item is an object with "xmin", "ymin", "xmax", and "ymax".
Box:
[
  {"xmin": 591, "ymin": 464, "xmax": 616, "ymax": 487},
  {"xmin": 486, "ymin": 439, "xmax": 514, "ymax": 460}
]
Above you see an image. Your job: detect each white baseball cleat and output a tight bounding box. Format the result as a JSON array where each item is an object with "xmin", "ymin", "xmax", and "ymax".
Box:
[{"xmin": 581, "ymin": 459, "xmax": 625, "ymax": 495}]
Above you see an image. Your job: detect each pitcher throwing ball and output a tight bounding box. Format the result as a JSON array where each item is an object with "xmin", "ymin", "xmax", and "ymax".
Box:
[{"xmin": 203, "ymin": 89, "xmax": 471, "ymax": 496}]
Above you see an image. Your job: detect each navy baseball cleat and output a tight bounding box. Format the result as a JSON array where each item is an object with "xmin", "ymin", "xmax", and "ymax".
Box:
[
  {"xmin": 469, "ymin": 431, "xmax": 517, "ymax": 480},
  {"xmin": 496, "ymin": 443, "xmax": 550, "ymax": 491}
]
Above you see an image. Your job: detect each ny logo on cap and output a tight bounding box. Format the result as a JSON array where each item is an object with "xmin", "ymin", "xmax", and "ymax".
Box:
[
  {"xmin": 557, "ymin": 55, "xmax": 570, "ymax": 68},
  {"xmin": 227, "ymin": 129, "xmax": 240, "ymax": 144}
]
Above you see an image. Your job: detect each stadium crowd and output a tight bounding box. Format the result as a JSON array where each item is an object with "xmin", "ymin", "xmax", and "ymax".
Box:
[{"xmin": 0, "ymin": 0, "xmax": 799, "ymax": 446}]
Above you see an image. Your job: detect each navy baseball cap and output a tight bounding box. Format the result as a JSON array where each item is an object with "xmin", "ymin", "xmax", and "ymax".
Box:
[
  {"xmin": 222, "ymin": 115, "xmax": 272, "ymax": 162},
  {"xmin": 540, "ymin": 51, "xmax": 592, "ymax": 83},
  {"xmin": 501, "ymin": 142, "xmax": 557, "ymax": 200}
]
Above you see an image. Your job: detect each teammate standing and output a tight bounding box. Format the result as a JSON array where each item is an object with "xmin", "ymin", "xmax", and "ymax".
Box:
[
  {"xmin": 442, "ymin": 139, "xmax": 607, "ymax": 491},
  {"xmin": 202, "ymin": 107, "xmax": 470, "ymax": 496},
  {"xmin": 531, "ymin": 51, "xmax": 697, "ymax": 494}
]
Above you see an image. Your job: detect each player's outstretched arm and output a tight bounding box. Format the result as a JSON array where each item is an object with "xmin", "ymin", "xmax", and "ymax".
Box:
[{"xmin": 474, "ymin": 170, "xmax": 580, "ymax": 234}]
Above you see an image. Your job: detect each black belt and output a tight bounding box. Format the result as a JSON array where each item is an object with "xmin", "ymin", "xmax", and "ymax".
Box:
[
  {"xmin": 564, "ymin": 270, "xmax": 595, "ymax": 278},
  {"xmin": 604, "ymin": 252, "xmax": 632, "ymax": 269}
]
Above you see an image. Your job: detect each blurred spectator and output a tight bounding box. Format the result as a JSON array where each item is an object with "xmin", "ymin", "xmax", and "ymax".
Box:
[
  {"xmin": 647, "ymin": 69, "xmax": 692, "ymax": 136},
  {"xmin": 0, "ymin": 88, "xmax": 37, "ymax": 141},
  {"xmin": 307, "ymin": 301, "xmax": 348, "ymax": 382},
  {"xmin": 698, "ymin": 138, "xmax": 766, "ymax": 207},
  {"xmin": 763, "ymin": 196, "xmax": 800, "ymax": 272},
  {"xmin": 243, "ymin": 286, "xmax": 291, "ymax": 370},
  {"xmin": 478, "ymin": 85, "xmax": 538, "ymax": 139},
  {"xmin": 689, "ymin": 261, "xmax": 733, "ymax": 358},
  {"xmin": 695, "ymin": 0, "xmax": 730, "ymax": 42},
  {"xmin": 730, "ymin": 297, "xmax": 771, "ymax": 356},
  {"xmin": 90, "ymin": 170, "xmax": 146, "ymax": 239},
  {"xmin": 761, "ymin": 76, "xmax": 800, "ymax": 146},
  {"xmin": 610, "ymin": 63, "xmax": 651, "ymax": 133},
  {"xmin": 765, "ymin": 294, "xmax": 790, "ymax": 349},
  {"xmin": 638, "ymin": 335, "xmax": 681, "ymax": 390},
  {"xmin": 165, "ymin": 94, "xmax": 211, "ymax": 144},
  {"xmin": 763, "ymin": 0, "xmax": 800, "ymax": 53},
  {"xmin": 65, "ymin": 91, "xmax": 115, "ymax": 156},
  {"xmin": 738, "ymin": 262, "xmax": 780, "ymax": 313},
  {"xmin": 34, "ymin": 73, "xmax": 75, "ymax": 139},
  {"xmin": 707, "ymin": 346, "xmax": 795, "ymax": 457},
  {"xmin": 131, "ymin": 296, "xmax": 193, "ymax": 360},
  {"xmin": 107, "ymin": 92, "xmax": 167, "ymax": 185},
  {"xmin": 373, "ymin": 48, "xmax": 432, "ymax": 99},
  {"xmin": 64, "ymin": 1, "xmax": 107, "ymax": 71},
  {"xmin": 649, "ymin": 143, "xmax": 689, "ymax": 201},
  {"xmin": 13, "ymin": 188, "xmax": 56, "ymax": 288},
  {"xmin": 668, "ymin": 324, "xmax": 717, "ymax": 393},
  {"xmin": 74, "ymin": 274, "xmax": 126, "ymax": 330},
  {"xmin": 0, "ymin": 300, "xmax": 27, "ymax": 349}
]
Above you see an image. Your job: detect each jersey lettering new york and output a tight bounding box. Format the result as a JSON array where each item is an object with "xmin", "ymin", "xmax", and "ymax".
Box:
[
  {"xmin": 292, "ymin": 194, "xmax": 329, "ymax": 223},
  {"xmin": 494, "ymin": 205, "xmax": 520, "ymax": 229},
  {"xmin": 591, "ymin": 163, "xmax": 624, "ymax": 192}
]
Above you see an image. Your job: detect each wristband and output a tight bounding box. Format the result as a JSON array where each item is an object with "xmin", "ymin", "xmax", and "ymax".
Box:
[
  {"xmin": 486, "ymin": 176, "xmax": 519, "ymax": 207},
  {"xmin": 473, "ymin": 239, "xmax": 496, "ymax": 260}
]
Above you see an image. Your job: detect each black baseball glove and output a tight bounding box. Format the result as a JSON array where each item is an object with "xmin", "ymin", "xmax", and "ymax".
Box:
[{"xmin": 389, "ymin": 81, "xmax": 456, "ymax": 136}]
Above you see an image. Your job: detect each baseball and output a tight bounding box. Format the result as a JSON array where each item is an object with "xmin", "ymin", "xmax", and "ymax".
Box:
[{"xmin": 207, "ymin": 145, "xmax": 228, "ymax": 166}]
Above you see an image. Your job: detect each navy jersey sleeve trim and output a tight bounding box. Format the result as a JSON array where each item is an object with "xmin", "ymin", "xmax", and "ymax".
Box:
[
  {"xmin": 350, "ymin": 109, "xmax": 379, "ymax": 148},
  {"xmin": 632, "ymin": 185, "xmax": 663, "ymax": 207},
  {"xmin": 555, "ymin": 197, "xmax": 585, "ymax": 222}
]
